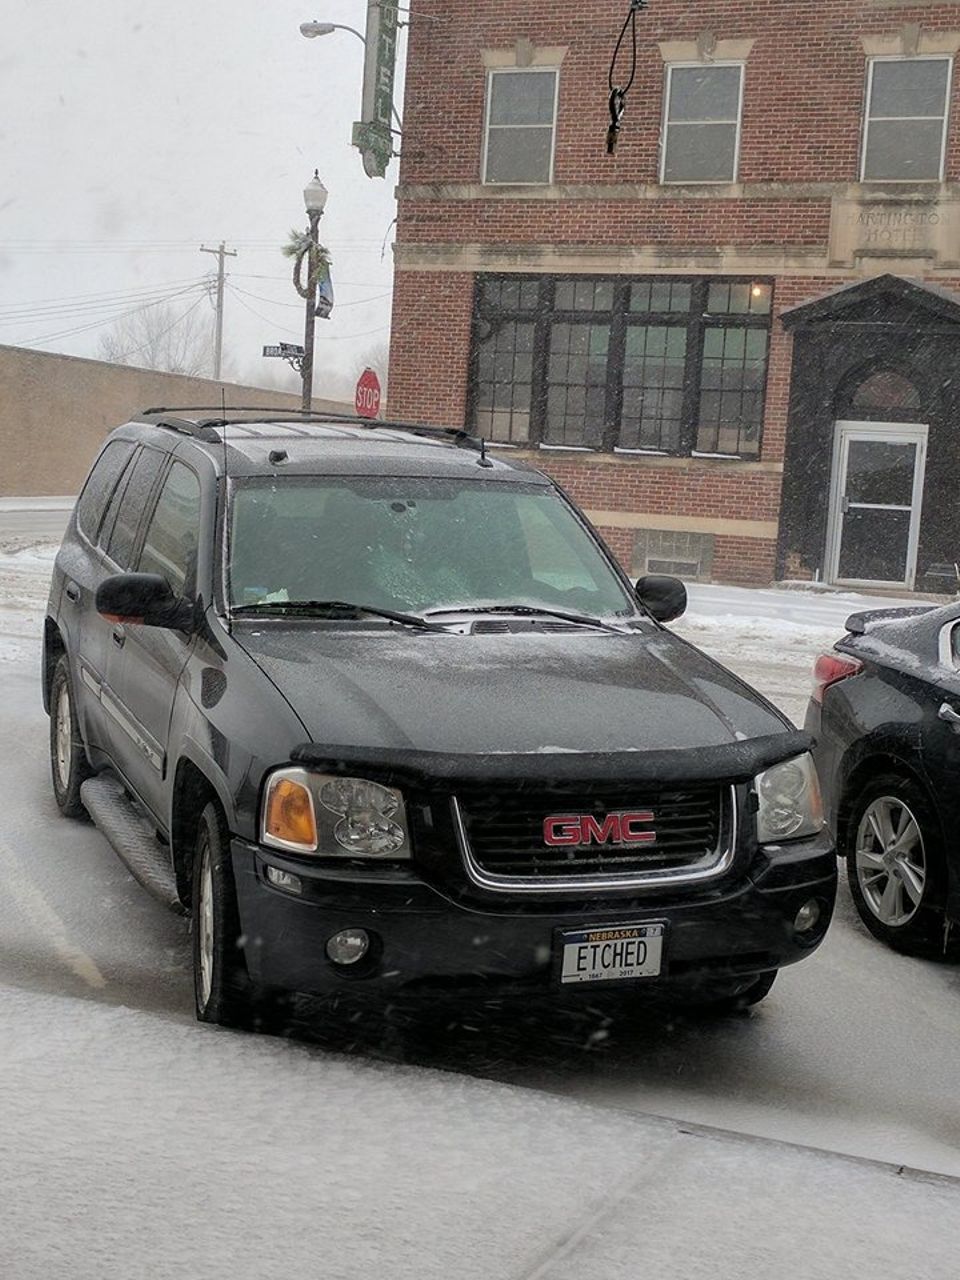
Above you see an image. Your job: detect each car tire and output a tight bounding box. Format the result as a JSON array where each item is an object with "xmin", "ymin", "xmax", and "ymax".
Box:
[
  {"xmin": 682, "ymin": 969, "xmax": 778, "ymax": 1017},
  {"xmin": 192, "ymin": 801, "xmax": 286, "ymax": 1032},
  {"xmin": 49, "ymin": 654, "xmax": 93, "ymax": 818},
  {"xmin": 843, "ymin": 773, "xmax": 956, "ymax": 960}
]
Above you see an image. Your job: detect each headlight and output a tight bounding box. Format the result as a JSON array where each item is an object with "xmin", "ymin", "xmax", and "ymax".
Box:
[
  {"xmin": 754, "ymin": 753, "xmax": 824, "ymax": 844},
  {"xmin": 261, "ymin": 768, "xmax": 411, "ymax": 859}
]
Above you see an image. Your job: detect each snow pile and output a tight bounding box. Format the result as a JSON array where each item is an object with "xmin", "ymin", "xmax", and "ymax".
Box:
[
  {"xmin": 0, "ymin": 983, "xmax": 956, "ymax": 1279},
  {"xmin": 0, "ymin": 545, "xmax": 56, "ymax": 663}
]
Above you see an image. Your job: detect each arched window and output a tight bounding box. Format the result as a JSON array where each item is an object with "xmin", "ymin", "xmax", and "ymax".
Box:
[{"xmin": 850, "ymin": 369, "xmax": 921, "ymax": 412}]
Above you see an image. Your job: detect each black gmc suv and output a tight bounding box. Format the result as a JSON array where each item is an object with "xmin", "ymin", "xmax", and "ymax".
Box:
[{"xmin": 43, "ymin": 409, "xmax": 836, "ymax": 1029}]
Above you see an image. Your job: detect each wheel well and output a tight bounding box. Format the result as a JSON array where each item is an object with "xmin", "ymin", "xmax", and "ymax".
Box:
[
  {"xmin": 171, "ymin": 760, "xmax": 223, "ymax": 909},
  {"xmin": 837, "ymin": 752, "xmax": 932, "ymax": 854},
  {"xmin": 43, "ymin": 619, "xmax": 65, "ymax": 714}
]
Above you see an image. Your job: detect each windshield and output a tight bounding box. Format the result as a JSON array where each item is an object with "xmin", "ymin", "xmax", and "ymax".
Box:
[{"xmin": 228, "ymin": 476, "xmax": 635, "ymax": 618}]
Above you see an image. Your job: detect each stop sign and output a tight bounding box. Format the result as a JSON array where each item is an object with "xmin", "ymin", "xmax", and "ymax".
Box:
[{"xmin": 355, "ymin": 368, "xmax": 381, "ymax": 419}]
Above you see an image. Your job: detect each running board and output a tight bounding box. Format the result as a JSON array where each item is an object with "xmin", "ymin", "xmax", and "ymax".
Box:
[{"xmin": 80, "ymin": 775, "xmax": 186, "ymax": 915}]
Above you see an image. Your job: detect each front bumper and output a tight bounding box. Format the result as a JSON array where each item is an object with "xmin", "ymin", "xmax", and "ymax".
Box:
[{"xmin": 231, "ymin": 834, "xmax": 837, "ymax": 1000}]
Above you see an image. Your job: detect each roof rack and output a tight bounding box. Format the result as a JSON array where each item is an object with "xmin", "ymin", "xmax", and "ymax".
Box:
[
  {"xmin": 133, "ymin": 412, "xmax": 214, "ymax": 439},
  {"xmin": 136, "ymin": 407, "xmax": 495, "ymax": 463}
]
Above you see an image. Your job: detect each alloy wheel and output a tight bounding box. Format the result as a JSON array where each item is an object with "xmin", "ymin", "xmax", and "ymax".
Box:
[
  {"xmin": 855, "ymin": 795, "xmax": 926, "ymax": 928},
  {"xmin": 55, "ymin": 683, "xmax": 73, "ymax": 792},
  {"xmin": 197, "ymin": 835, "xmax": 215, "ymax": 1007}
]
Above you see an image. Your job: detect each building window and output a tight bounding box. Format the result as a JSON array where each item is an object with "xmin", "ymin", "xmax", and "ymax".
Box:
[
  {"xmin": 620, "ymin": 326, "xmax": 687, "ymax": 453},
  {"xmin": 661, "ymin": 63, "xmax": 744, "ymax": 183},
  {"xmin": 862, "ymin": 57, "xmax": 952, "ymax": 182},
  {"xmin": 483, "ymin": 68, "xmax": 558, "ymax": 185},
  {"xmin": 697, "ymin": 327, "xmax": 768, "ymax": 455},
  {"xmin": 469, "ymin": 275, "xmax": 772, "ymax": 460},
  {"xmin": 545, "ymin": 322, "xmax": 609, "ymax": 448},
  {"xmin": 472, "ymin": 279, "xmax": 540, "ymax": 443}
]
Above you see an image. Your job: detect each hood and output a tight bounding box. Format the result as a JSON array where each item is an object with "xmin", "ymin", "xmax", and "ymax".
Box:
[{"xmin": 233, "ymin": 623, "xmax": 797, "ymax": 778}]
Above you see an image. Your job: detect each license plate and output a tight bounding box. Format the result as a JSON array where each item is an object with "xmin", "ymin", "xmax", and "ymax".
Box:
[{"xmin": 558, "ymin": 923, "xmax": 665, "ymax": 985}]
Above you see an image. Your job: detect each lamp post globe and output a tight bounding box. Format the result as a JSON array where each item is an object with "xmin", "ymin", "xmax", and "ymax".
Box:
[{"xmin": 304, "ymin": 171, "xmax": 328, "ymax": 214}]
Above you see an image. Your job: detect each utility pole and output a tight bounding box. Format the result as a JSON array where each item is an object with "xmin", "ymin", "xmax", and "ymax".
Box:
[{"xmin": 199, "ymin": 241, "xmax": 237, "ymax": 379}]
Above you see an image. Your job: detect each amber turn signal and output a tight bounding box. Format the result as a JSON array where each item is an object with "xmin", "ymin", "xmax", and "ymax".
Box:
[{"xmin": 264, "ymin": 777, "xmax": 317, "ymax": 850}]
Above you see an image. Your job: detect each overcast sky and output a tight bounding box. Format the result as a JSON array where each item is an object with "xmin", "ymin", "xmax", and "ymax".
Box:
[{"xmin": 0, "ymin": 0, "xmax": 403, "ymax": 398}]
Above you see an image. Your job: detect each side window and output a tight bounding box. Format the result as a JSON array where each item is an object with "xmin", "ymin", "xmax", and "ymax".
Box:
[
  {"xmin": 661, "ymin": 63, "xmax": 744, "ymax": 183},
  {"xmin": 138, "ymin": 462, "xmax": 202, "ymax": 597},
  {"xmin": 862, "ymin": 57, "xmax": 951, "ymax": 182},
  {"xmin": 75, "ymin": 441, "xmax": 136, "ymax": 544},
  {"xmin": 952, "ymin": 623, "xmax": 960, "ymax": 668},
  {"xmin": 483, "ymin": 68, "xmax": 558, "ymax": 185},
  {"xmin": 105, "ymin": 448, "xmax": 166, "ymax": 570}
]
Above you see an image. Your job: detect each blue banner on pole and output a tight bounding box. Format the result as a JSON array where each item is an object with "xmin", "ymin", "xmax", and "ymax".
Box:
[{"xmin": 315, "ymin": 259, "xmax": 334, "ymax": 320}]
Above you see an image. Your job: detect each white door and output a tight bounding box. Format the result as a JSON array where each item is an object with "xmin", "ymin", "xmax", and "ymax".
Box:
[{"xmin": 826, "ymin": 421, "xmax": 928, "ymax": 589}]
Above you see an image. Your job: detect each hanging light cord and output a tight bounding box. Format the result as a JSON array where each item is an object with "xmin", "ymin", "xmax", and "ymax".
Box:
[{"xmin": 607, "ymin": 0, "xmax": 648, "ymax": 155}]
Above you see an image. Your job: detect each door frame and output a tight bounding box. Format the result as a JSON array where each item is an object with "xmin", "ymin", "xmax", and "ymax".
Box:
[{"xmin": 825, "ymin": 419, "xmax": 928, "ymax": 590}]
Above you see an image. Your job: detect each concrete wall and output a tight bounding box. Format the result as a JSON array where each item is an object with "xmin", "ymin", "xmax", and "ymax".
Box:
[{"xmin": 0, "ymin": 345, "xmax": 350, "ymax": 497}]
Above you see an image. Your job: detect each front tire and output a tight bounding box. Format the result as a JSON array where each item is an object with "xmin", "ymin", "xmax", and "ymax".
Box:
[
  {"xmin": 843, "ymin": 773, "xmax": 954, "ymax": 959},
  {"xmin": 49, "ymin": 655, "xmax": 92, "ymax": 818},
  {"xmin": 192, "ymin": 801, "xmax": 284, "ymax": 1031}
]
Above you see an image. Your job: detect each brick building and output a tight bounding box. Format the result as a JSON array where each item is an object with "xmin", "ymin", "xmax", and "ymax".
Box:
[{"xmin": 387, "ymin": 0, "xmax": 960, "ymax": 592}]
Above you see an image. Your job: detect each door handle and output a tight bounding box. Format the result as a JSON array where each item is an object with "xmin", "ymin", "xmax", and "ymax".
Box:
[
  {"xmin": 65, "ymin": 583, "xmax": 80, "ymax": 603},
  {"xmin": 112, "ymin": 626, "xmax": 126, "ymax": 649},
  {"xmin": 938, "ymin": 701, "xmax": 960, "ymax": 725}
]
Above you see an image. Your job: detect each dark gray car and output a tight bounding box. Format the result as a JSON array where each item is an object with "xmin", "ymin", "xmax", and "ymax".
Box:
[{"xmin": 44, "ymin": 409, "xmax": 836, "ymax": 1030}]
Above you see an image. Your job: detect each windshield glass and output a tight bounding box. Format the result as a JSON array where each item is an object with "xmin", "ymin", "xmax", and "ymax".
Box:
[{"xmin": 228, "ymin": 476, "xmax": 635, "ymax": 618}]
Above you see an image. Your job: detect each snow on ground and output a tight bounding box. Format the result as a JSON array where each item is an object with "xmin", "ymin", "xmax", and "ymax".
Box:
[
  {"xmin": 0, "ymin": 544, "xmax": 56, "ymax": 664},
  {"xmin": 0, "ymin": 981, "xmax": 957, "ymax": 1280}
]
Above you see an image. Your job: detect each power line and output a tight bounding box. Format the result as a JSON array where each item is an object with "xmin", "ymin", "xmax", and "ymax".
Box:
[
  {"xmin": 0, "ymin": 238, "xmax": 388, "ymax": 255},
  {"xmin": 233, "ymin": 272, "xmax": 391, "ymax": 288},
  {"xmin": 0, "ymin": 276, "xmax": 208, "ymax": 317},
  {"xmin": 230, "ymin": 283, "xmax": 392, "ymax": 311},
  {"xmin": 16, "ymin": 281, "xmax": 207, "ymax": 348},
  {"xmin": 0, "ymin": 278, "xmax": 210, "ymax": 327},
  {"xmin": 225, "ymin": 286, "xmax": 389, "ymax": 343}
]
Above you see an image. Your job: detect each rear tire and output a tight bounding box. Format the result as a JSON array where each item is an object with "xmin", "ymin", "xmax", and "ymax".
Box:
[
  {"xmin": 192, "ymin": 801, "xmax": 286, "ymax": 1031},
  {"xmin": 843, "ymin": 773, "xmax": 955, "ymax": 960},
  {"xmin": 49, "ymin": 655, "xmax": 92, "ymax": 818}
]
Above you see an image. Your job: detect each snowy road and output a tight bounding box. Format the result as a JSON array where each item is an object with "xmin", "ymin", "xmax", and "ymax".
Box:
[{"xmin": 1, "ymin": 541, "xmax": 959, "ymax": 1275}]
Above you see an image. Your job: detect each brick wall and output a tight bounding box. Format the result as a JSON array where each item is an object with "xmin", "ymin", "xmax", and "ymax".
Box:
[
  {"xmin": 388, "ymin": 272, "xmax": 475, "ymax": 425},
  {"xmin": 401, "ymin": 1, "xmax": 960, "ymax": 188}
]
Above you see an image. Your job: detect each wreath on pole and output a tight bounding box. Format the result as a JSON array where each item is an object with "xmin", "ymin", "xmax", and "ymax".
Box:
[{"xmin": 282, "ymin": 227, "xmax": 331, "ymax": 301}]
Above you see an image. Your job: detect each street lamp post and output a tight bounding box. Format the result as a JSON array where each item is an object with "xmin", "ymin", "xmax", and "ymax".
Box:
[
  {"xmin": 299, "ymin": 18, "xmax": 403, "ymax": 130},
  {"xmin": 300, "ymin": 170, "xmax": 328, "ymax": 410},
  {"xmin": 300, "ymin": 19, "xmax": 366, "ymax": 43}
]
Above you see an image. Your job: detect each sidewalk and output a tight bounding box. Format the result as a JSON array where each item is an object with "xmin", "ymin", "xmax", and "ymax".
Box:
[
  {"xmin": 0, "ymin": 498, "xmax": 72, "ymax": 549},
  {"xmin": 0, "ymin": 981, "xmax": 955, "ymax": 1280}
]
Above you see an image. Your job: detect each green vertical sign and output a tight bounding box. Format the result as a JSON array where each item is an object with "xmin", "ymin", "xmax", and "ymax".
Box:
[{"xmin": 351, "ymin": 1, "xmax": 398, "ymax": 179}]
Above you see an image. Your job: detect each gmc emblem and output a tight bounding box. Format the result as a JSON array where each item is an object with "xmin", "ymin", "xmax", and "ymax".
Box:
[{"xmin": 543, "ymin": 811, "xmax": 656, "ymax": 848}]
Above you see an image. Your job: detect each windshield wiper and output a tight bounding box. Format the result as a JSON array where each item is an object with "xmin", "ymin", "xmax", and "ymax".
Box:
[
  {"xmin": 423, "ymin": 603, "xmax": 626, "ymax": 633},
  {"xmin": 231, "ymin": 599, "xmax": 444, "ymax": 631}
]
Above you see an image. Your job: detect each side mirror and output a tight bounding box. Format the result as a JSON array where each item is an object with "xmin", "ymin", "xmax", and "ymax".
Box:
[
  {"xmin": 635, "ymin": 574, "xmax": 687, "ymax": 623},
  {"xmin": 96, "ymin": 573, "xmax": 193, "ymax": 631}
]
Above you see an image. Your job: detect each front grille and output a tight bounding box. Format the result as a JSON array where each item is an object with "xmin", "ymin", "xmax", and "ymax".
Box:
[{"xmin": 454, "ymin": 783, "xmax": 728, "ymax": 888}]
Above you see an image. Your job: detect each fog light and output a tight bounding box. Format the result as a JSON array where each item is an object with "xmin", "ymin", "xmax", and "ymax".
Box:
[
  {"xmin": 326, "ymin": 928, "xmax": 370, "ymax": 966},
  {"xmin": 794, "ymin": 898, "xmax": 821, "ymax": 934},
  {"xmin": 265, "ymin": 865, "xmax": 302, "ymax": 895}
]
